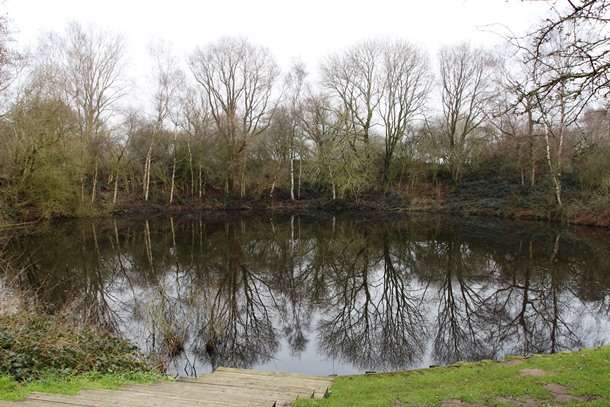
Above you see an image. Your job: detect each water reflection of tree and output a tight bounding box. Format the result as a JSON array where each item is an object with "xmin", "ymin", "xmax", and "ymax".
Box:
[
  {"xmin": 266, "ymin": 217, "xmax": 318, "ymax": 357},
  {"xmin": 428, "ymin": 238, "xmax": 498, "ymax": 365},
  {"xmin": 2, "ymin": 221, "xmax": 123, "ymax": 334},
  {"xmin": 191, "ymin": 221, "xmax": 279, "ymax": 370},
  {"xmin": 483, "ymin": 234, "xmax": 588, "ymax": 356},
  {"xmin": 3, "ymin": 215, "xmax": 610, "ymax": 375},
  {"xmin": 317, "ymin": 225, "xmax": 427, "ymax": 372}
]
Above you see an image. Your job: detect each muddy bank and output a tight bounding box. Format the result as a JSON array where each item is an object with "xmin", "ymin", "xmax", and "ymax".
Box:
[{"xmin": 109, "ymin": 193, "xmax": 610, "ymax": 228}]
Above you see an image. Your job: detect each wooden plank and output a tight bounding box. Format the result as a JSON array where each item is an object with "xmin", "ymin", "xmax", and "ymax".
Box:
[
  {"xmin": 193, "ymin": 375, "xmax": 331, "ymax": 399},
  {"xmin": 113, "ymin": 384, "xmax": 290, "ymax": 405},
  {"xmin": 22, "ymin": 400, "xmax": 88, "ymax": 407},
  {"xmin": 193, "ymin": 380, "xmax": 324, "ymax": 400},
  {"xmin": 25, "ymin": 393, "xmax": 103, "ymax": 406},
  {"xmin": 51, "ymin": 390, "xmax": 251, "ymax": 407},
  {"xmin": 202, "ymin": 369, "xmax": 332, "ymax": 385},
  {"xmin": 7, "ymin": 368, "xmax": 334, "ymax": 407},
  {"xmin": 67, "ymin": 388, "xmax": 281, "ymax": 407},
  {"xmin": 213, "ymin": 367, "xmax": 334, "ymax": 383}
]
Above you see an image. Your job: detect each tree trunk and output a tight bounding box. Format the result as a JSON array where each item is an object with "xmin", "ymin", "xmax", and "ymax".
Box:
[
  {"xmin": 527, "ymin": 101, "xmax": 536, "ymax": 188},
  {"xmin": 298, "ymin": 152, "xmax": 302, "ymax": 200},
  {"xmin": 169, "ymin": 153, "xmax": 176, "ymax": 204},
  {"xmin": 91, "ymin": 158, "xmax": 98, "ymax": 204},
  {"xmin": 187, "ymin": 138, "xmax": 194, "ymax": 197},
  {"xmin": 144, "ymin": 143, "xmax": 153, "ymax": 201},
  {"xmin": 290, "ymin": 147, "xmax": 295, "ymax": 201},
  {"xmin": 544, "ymin": 126, "xmax": 563, "ymax": 208},
  {"xmin": 112, "ymin": 176, "xmax": 119, "ymax": 205}
]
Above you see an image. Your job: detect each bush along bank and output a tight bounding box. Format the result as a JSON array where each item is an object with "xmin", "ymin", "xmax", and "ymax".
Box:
[{"xmin": 0, "ymin": 309, "xmax": 166, "ymax": 401}]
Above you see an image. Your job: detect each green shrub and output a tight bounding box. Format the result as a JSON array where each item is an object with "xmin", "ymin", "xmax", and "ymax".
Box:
[{"xmin": 0, "ymin": 312, "xmax": 151, "ymax": 381}]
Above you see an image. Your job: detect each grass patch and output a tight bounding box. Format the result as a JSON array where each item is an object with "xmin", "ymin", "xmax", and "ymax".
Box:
[
  {"xmin": 297, "ymin": 347, "xmax": 610, "ymax": 406},
  {"xmin": 0, "ymin": 371, "xmax": 167, "ymax": 401}
]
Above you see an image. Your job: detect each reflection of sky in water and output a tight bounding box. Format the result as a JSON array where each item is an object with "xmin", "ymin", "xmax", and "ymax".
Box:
[
  {"xmin": 103, "ymin": 259, "xmax": 610, "ymax": 377},
  {"xmin": 256, "ymin": 313, "xmax": 360, "ymax": 376},
  {"xmin": 4, "ymin": 216, "xmax": 610, "ymax": 377}
]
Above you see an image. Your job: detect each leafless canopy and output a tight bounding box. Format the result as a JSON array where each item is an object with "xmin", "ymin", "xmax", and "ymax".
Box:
[
  {"xmin": 188, "ymin": 36, "xmax": 280, "ymax": 196},
  {"xmin": 524, "ymin": 0, "xmax": 610, "ymax": 98}
]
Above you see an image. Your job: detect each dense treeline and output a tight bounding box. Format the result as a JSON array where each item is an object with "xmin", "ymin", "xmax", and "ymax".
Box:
[{"xmin": 0, "ymin": 2, "xmax": 609, "ymax": 223}]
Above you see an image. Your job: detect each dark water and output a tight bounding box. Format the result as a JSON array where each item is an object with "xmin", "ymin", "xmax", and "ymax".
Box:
[{"xmin": 2, "ymin": 214, "xmax": 609, "ymax": 376}]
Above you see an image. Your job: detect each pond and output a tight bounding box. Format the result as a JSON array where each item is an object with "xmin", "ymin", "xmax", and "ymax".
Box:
[{"xmin": 2, "ymin": 213, "xmax": 609, "ymax": 377}]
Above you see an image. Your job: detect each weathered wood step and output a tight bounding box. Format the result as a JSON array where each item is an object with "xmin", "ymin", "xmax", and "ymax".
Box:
[{"xmin": 1, "ymin": 367, "xmax": 334, "ymax": 406}]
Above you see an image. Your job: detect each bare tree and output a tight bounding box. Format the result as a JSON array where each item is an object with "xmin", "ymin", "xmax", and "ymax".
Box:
[
  {"xmin": 320, "ymin": 39, "xmax": 431, "ymax": 192},
  {"xmin": 495, "ymin": 47, "xmax": 543, "ymax": 189},
  {"xmin": 436, "ymin": 42, "xmax": 496, "ymax": 184},
  {"xmin": 378, "ymin": 40, "xmax": 431, "ymax": 192},
  {"xmin": 300, "ymin": 92, "xmax": 341, "ymax": 199},
  {"xmin": 531, "ymin": 26, "xmax": 589, "ymax": 208},
  {"xmin": 523, "ymin": 0, "xmax": 610, "ymax": 99},
  {"xmin": 188, "ymin": 37, "xmax": 280, "ymax": 197},
  {"xmin": 320, "ymin": 40, "xmax": 380, "ymax": 158},
  {"xmin": 148, "ymin": 40, "xmax": 185, "ymax": 204},
  {"xmin": 38, "ymin": 21, "xmax": 130, "ymax": 204},
  {"xmin": 284, "ymin": 60, "xmax": 308, "ymax": 200},
  {"xmin": 177, "ymin": 86, "xmax": 211, "ymax": 199}
]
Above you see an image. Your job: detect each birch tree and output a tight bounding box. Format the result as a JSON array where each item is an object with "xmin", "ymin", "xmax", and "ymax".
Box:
[
  {"xmin": 531, "ymin": 25, "xmax": 589, "ymax": 208},
  {"xmin": 285, "ymin": 60, "xmax": 307, "ymax": 200}
]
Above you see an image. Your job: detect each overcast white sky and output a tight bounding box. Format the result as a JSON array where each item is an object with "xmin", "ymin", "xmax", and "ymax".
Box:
[
  {"xmin": 5, "ymin": 0, "xmax": 554, "ymax": 107},
  {"xmin": 6, "ymin": 0, "xmax": 552, "ymax": 68}
]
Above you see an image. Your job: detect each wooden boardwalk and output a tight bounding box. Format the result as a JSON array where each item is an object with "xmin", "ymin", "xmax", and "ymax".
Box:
[{"xmin": 0, "ymin": 367, "xmax": 334, "ymax": 406}]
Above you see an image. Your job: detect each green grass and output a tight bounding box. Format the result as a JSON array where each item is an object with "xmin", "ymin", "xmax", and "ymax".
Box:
[
  {"xmin": 0, "ymin": 371, "xmax": 168, "ymax": 401},
  {"xmin": 297, "ymin": 347, "xmax": 610, "ymax": 406}
]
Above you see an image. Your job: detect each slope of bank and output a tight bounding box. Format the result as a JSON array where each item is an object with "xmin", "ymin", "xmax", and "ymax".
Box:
[
  {"xmin": 296, "ymin": 346, "xmax": 610, "ymax": 406},
  {"xmin": 109, "ymin": 180, "xmax": 610, "ymax": 228}
]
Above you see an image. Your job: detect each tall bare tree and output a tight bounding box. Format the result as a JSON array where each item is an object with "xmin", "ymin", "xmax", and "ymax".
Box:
[
  {"xmin": 300, "ymin": 92, "xmax": 341, "ymax": 199},
  {"xmin": 148, "ymin": 40, "xmax": 185, "ymax": 203},
  {"xmin": 39, "ymin": 21, "xmax": 130, "ymax": 204},
  {"xmin": 177, "ymin": 86, "xmax": 211, "ymax": 199},
  {"xmin": 378, "ymin": 40, "xmax": 431, "ymax": 192},
  {"xmin": 320, "ymin": 39, "xmax": 431, "ymax": 192},
  {"xmin": 320, "ymin": 40, "xmax": 380, "ymax": 157},
  {"xmin": 436, "ymin": 42, "xmax": 496, "ymax": 184},
  {"xmin": 531, "ymin": 25, "xmax": 589, "ymax": 208},
  {"xmin": 188, "ymin": 37, "xmax": 280, "ymax": 197},
  {"xmin": 285, "ymin": 60, "xmax": 307, "ymax": 200},
  {"xmin": 495, "ymin": 47, "xmax": 542, "ymax": 189}
]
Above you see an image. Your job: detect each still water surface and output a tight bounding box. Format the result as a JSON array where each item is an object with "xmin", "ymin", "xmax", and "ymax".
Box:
[{"xmin": 4, "ymin": 214, "xmax": 610, "ymax": 376}]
